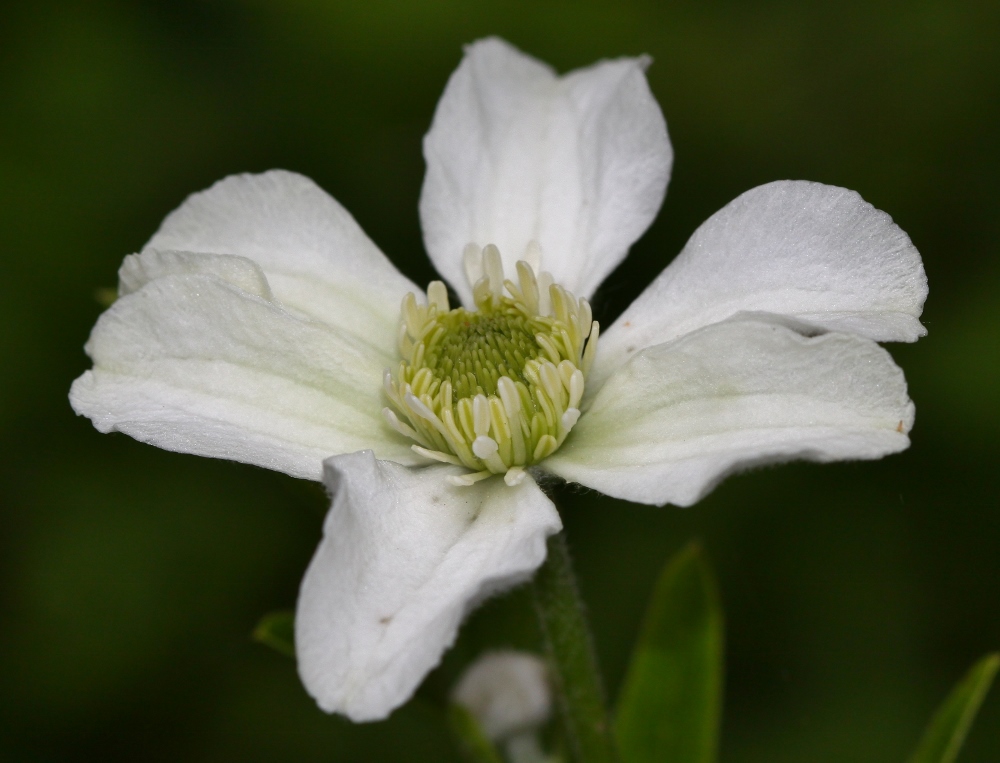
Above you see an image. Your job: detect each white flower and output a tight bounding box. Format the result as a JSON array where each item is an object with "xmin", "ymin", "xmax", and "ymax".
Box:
[
  {"xmin": 452, "ymin": 650, "xmax": 551, "ymax": 742},
  {"xmin": 453, "ymin": 650, "xmax": 552, "ymax": 763},
  {"xmin": 69, "ymin": 38, "xmax": 926, "ymax": 723}
]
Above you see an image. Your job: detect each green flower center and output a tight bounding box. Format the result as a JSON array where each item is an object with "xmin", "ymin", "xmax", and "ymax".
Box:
[
  {"xmin": 383, "ymin": 245, "xmax": 599, "ymax": 486},
  {"xmin": 416, "ymin": 307, "xmax": 545, "ymax": 398}
]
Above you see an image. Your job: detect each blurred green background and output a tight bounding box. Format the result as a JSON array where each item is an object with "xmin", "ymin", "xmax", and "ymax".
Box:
[{"xmin": 2, "ymin": 1, "xmax": 998, "ymax": 760}]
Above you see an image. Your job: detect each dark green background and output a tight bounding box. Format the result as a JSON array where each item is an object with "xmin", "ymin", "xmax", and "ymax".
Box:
[{"xmin": 2, "ymin": 1, "xmax": 998, "ymax": 760}]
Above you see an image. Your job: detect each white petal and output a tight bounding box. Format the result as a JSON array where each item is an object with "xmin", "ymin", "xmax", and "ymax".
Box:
[
  {"xmin": 144, "ymin": 170, "xmax": 417, "ymax": 354},
  {"xmin": 70, "ymin": 274, "xmax": 418, "ymax": 481},
  {"xmin": 296, "ymin": 451, "xmax": 561, "ymax": 721},
  {"xmin": 544, "ymin": 318, "xmax": 914, "ymax": 507},
  {"xmin": 595, "ymin": 181, "xmax": 927, "ymax": 387},
  {"xmin": 420, "ymin": 37, "xmax": 671, "ymax": 306},
  {"xmin": 118, "ymin": 248, "xmax": 274, "ymax": 300}
]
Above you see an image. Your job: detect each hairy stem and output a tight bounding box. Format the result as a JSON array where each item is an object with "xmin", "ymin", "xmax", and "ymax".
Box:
[{"xmin": 532, "ymin": 532, "xmax": 619, "ymax": 763}]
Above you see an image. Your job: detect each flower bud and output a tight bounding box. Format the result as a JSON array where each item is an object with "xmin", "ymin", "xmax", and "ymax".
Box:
[{"xmin": 451, "ymin": 650, "xmax": 551, "ymax": 742}]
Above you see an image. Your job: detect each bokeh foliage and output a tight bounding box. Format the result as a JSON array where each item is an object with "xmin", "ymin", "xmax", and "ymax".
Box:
[{"xmin": 1, "ymin": 0, "xmax": 998, "ymax": 760}]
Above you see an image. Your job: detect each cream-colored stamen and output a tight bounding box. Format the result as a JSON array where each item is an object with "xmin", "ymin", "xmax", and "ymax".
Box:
[
  {"xmin": 524, "ymin": 240, "xmax": 543, "ymax": 274},
  {"xmin": 463, "ymin": 243, "xmax": 484, "ymax": 287},
  {"xmin": 383, "ymin": 244, "xmax": 599, "ymax": 484}
]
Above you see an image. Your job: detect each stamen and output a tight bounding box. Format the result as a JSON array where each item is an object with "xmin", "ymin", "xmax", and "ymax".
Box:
[
  {"xmin": 383, "ymin": 369, "xmax": 400, "ymax": 405},
  {"xmin": 504, "ymin": 466, "xmax": 527, "ymax": 486},
  {"xmin": 452, "ymin": 397, "xmax": 472, "ymax": 442},
  {"xmin": 578, "ymin": 298, "xmax": 592, "ymax": 332},
  {"xmin": 503, "ymin": 277, "xmax": 525, "ymax": 306},
  {"xmin": 497, "ymin": 377, "xmax": 527, "ymax": 464},
  {"xmin": 496, "ymin": 376, "xmax": 521, "ymax": 414},
  {"xmin": 397, "ymin": 322, "xmax": 412, "ymax": 358},
  {"xmin": 383, "ymin": 407, "xmax": 423, "ymax": 443},
  {"xmin": 537, "ymin": 272, "xmax": 554, "ymax": 316},
  {"xmin": 473, "ymin": 436, "xmax": 507, "ymax": 473},
  {"xmin": 487, "ymin": 396, "xmax": 512, "ymax": 462},
  {"xmin": 441, "ymin": 407, "xmax": 478, "ymax": 465},
  {"xmin": 516, "ymin": 261, "xmax": 539, "ymax": 315},
  {"xmin": 472, "ymin": 394, "xmax": 491, "ymax": 437},
  {"xmin": 568, "ymin": 368, "xmax": 584, "ymax": 410},
  {"xmin": 561, "ymin": 408, "xmax": 581, "ymax": 431},
  {"xmin": 383, "ymin": 244, "xmax": 599, "ymax": 486},
  {"xmin": 412, "ymin": 445, "xmax": 463, "ymax": 465},
  {"xmin": 524, "ymin": 240, "xmax": 543, "ymax": 274},
  {"xmin": 401, "ymin": 292, "xmax": 422, "ymax": 338},
  {"xmin": 427, "ymin": 281, "xmax": 449, "ymax": 312},
  {"xmin": 482, "ymin": 244, "xmax": 504, "ymax": 296},
  {"xmin": 405, "ymin": 393, "xmax": 444, "ymax": 432},
  {"xmin": 447, "ymin": 470, "xmax": 494, "ymax": 487},
  {"xmin": 535, "ymin": 333, "xmax": 562, "ymax": 365},
  {"xmin": 532, "ymin": 435, "xmax": 558, "ymax": 461},
  {"xmin": 581, "ymin": 321, "xmax": 600, "ymax": 377},
  {"xmin": 472, "ymin": 276, "xmax": 494, "ymax": 308},
  {"xmin": 463, "ymin": 243, "xmax": 484, "ymax": 286},
  {"xmin": 538, "ymin": 363, "xmax": 564, "ymax": 408},
  {"xmin": 472, "ymin": 435, "xmax": 499, "ymax": 459},
  {"xmin": 550, "ymin": 285, "xmax": 570, "ymax": 324}
]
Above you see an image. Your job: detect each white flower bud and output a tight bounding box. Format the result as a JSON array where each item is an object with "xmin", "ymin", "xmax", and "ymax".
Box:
[{"xmin": 451, "ymin": 650, "xmax": 551, "ymax": 742}]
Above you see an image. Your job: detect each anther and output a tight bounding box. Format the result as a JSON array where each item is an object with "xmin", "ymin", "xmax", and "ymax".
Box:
[
  {"xmin": 537, "ymin": 272, "xmax": 554, "ymax": 315},
  {"xmin": 405, "ymin": 393, "xmax": 444, "ymax": 431},
  {"xmin": 447, "ymin": 470, "xmax": 493, "ymax": 487},
  {"xmin": 515, "ymin": 261, "xmax": 539, "ymax": 315},
  {"xmin": 482, "ymin": 244, "xmax": 504, "ymax": 296},
  {"xmin": 472, "ymin": 436, "xmax": 499, "ymax": 459},
  {"xmin": 472, "ymin": 394, "xmax": 491, "ymax": 437},
  {"xmin": 568, "ymin": 368, "xmax": 584, "ymax": 409},
  {"xmin": 383, "ymin": 407, "xmax": 422, "ymax": 442},
  {"xmin": 497, "ymin": 377, "xmax": 520, "ymax": 414},
  {"xmin": 412, "ymin": 445, "xmax": 462, "ymax": 465},
  {"xmin": 463, "ymin": 243, "xmax": 484, "ymax": 286},
  {"xmin": 561, "ymin": 408, "xmax": 581, "ymax": 430},
  {"xmin": 532, "ymin": 435, "xmax": 557, "ymax": 461},
  {"xmin": 535, "ymin": 334, "xmax": 561, "ymax": 365},
  {"xmin": 383, "ymin": 369, "xmax": 398, "ymax": 402},
  {"xmin": 581, "ymin": 321, "xmax": 600, "ymax": 377},
  {"xmin": 427, "ymin": 281, "xmax": 450, "ymax": 312},
  {"xmin": 524, "ymin": 240, "xmax": 543, "ymax": 274},
  {"xmin": 578, "ymin": 298, "xmax": 592, "ymax": 332},
  {"xmin": 504, "ymin": 466, "xmax": 527, "ymax": 486},
  {"xmin": 401, "ymin": 292, "xmax": 422, "ymax": 337}
]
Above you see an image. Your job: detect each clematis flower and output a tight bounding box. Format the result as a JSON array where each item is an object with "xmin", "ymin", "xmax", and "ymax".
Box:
[{"xmin": 70, "ymin": 38, "xmax": 926, "ymax": 722}]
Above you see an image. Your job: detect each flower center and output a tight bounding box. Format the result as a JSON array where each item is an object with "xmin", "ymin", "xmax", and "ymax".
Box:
[{"xmin": 383, "ymin": 244, "xmax": 599, "ymax": 486}]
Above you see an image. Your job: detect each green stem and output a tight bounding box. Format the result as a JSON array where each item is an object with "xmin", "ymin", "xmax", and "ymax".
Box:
[{"xmin": 532, "ymin": 532, "xmax": 619, "ymax": 763}]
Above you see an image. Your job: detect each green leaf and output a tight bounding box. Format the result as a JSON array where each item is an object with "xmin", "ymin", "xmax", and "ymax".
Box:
[
  {"xmin": 907, "ymin": 652, "xmax": 999, "ymax": 763},
  {"xmin": 614, "ymin": 542, "xmax": 724, "ymax": 763},
  {"xmin": 252, "ymin": 610, "xmax": 295, "ymax": 658},
  {"xmin": 448, "ymin": 704, "xmax": 505, "ymax": 763}
]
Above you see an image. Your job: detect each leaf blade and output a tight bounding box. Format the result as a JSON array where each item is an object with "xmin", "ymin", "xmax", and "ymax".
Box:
[
  {"xmin": 908, "ymin": 653, "xmax": 999, "ymax": 763},
  {"xmin": 614, "ymin": 542, "xmax": 724, "ymax": 763}
]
